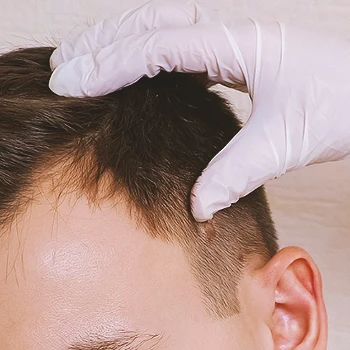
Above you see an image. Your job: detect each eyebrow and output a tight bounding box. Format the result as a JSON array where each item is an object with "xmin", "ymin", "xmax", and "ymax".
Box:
[{"xmin": 68, "ymin": 330, "xmax": 163, "ymax": 350}]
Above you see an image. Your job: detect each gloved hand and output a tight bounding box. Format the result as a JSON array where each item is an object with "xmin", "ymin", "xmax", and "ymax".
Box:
[{"xmin": 49, "ymin": 1, "xmax": 350, "ymax": 222}]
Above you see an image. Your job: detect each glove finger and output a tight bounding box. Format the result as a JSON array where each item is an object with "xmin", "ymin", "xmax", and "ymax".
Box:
[
  {"xmin": 191, "ymin": 116, "xmax": 283, "ymax": 222},
  {"xmin": 49, "ymin": 22, "xmax": 239, "ymax": 97},
  {"xmin": 50, "ymin": 0, "xmax": 205, "ymax": 69}
]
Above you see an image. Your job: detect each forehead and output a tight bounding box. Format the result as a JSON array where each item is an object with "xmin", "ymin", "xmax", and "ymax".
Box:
[{"xmin": 0, "ymin": 187, "xmax": 205, "ymax": 349}]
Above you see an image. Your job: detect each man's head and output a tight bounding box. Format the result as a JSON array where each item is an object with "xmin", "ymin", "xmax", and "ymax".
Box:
[{"xmin": 0, "ymin": 47, "xmax": 327, "ymax": 349}]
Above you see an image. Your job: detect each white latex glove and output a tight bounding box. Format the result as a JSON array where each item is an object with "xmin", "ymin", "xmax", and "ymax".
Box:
[{"xmin": 49, "ymin": 1, "xmax": 350, "ymax": 222}]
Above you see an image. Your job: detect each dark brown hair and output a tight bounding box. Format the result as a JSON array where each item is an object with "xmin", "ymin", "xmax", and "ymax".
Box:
[{"xmin": 0, "ymin": 47, "xmax": 278, "ymax": 317}]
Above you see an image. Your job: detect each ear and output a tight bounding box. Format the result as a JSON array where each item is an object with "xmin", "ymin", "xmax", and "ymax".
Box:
[{"xmin": 261, "ymin": 246, "xmax": 328, "ymax": 350}]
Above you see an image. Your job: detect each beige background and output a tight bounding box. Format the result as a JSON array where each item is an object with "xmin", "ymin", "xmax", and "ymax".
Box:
[{"xmin": 0, "ymin": 0, "xmax": 349, "ymax": 348}]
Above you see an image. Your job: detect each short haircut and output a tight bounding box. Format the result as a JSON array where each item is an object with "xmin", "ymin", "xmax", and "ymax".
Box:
[{"xmin": 0, "ymin": 47, "xmax": 278, "ymax": 317}]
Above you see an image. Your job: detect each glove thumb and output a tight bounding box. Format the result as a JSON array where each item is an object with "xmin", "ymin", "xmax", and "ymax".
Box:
[{"xmin": 191, "ymin": 115, "xmax": 283, "ymax": 222}]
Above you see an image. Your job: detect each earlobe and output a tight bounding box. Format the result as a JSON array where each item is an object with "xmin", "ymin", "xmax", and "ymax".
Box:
[{"xmin": 262, "ymin": 247, "xmax": 327, "ymax": 350}]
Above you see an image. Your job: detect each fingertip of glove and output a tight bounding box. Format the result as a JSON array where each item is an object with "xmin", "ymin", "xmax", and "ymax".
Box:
[
  {"xmin": 49, "ymin": 66, "xmax": 69, "ymax": 97},
  {"xmin": 49, "ymin": 62, "xmax": 86, "ymax": 97},
  {"xmin": 191, "ymin": 174, "xmax": 235, "ymax": 222},
  {"xmin": 50, "ymin": 48, "xmax": 62, "ymax": 71}
]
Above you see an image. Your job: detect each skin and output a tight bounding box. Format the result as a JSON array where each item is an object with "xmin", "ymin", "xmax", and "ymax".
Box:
[{"xmin": 0, "ymin": 178, "xmax": 328, "ymax": 349}]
